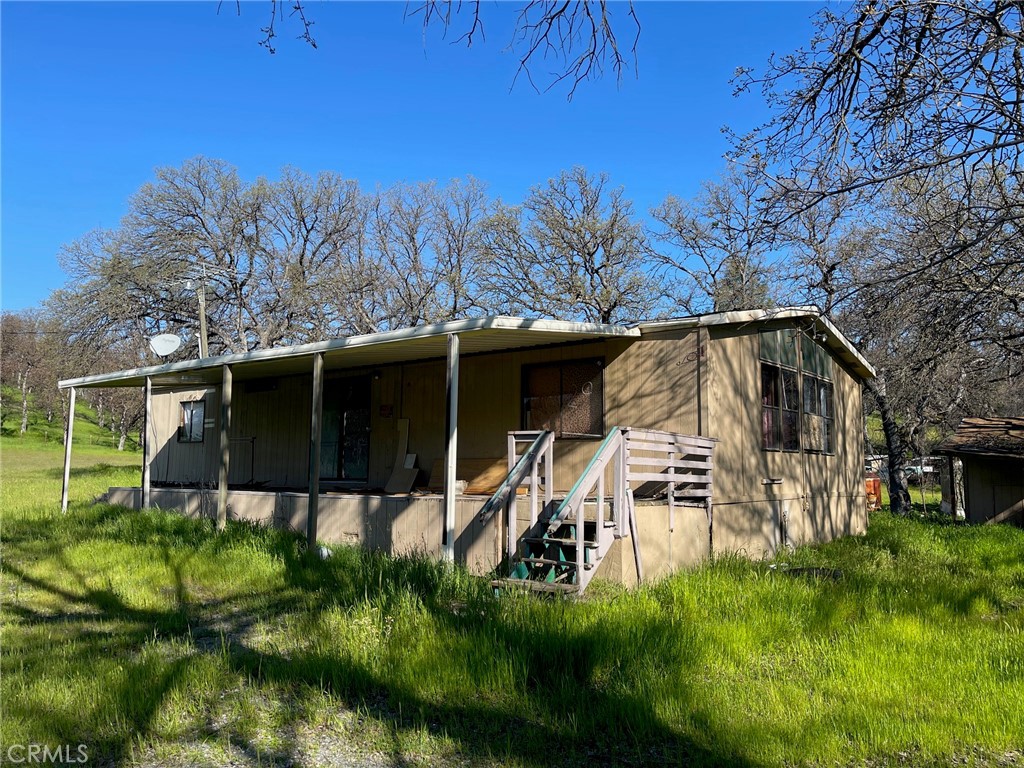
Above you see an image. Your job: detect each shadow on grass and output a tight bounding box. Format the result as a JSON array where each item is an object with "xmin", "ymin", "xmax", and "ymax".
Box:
[
  {"xmin": 2, "ymin": 505, "xmax": 753, "ymax": 768},
  {"xmin": 4, "ymin": 506, "xmax": 1024, "ymax": 767},
  {"xmin": 43, "ymin": 463, "xmax": 139, "ymax": 480},
  {"xmin": 772, "ymin": 510, "xmax": 1024, "ymax": 623}
]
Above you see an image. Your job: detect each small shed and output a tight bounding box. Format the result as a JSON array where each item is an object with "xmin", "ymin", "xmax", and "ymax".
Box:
[{"xmin": 936, "ymin": 417, "xmax": 1024, "ymax": 526}]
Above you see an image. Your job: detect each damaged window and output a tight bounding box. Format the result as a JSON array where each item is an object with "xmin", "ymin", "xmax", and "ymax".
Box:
[
  {"xmin": 523, "ymin": 359, "xmax": 603, "ymax": 438},
  {"xmin": 803, "ymin": 376, "xmax": 835, "ymax": 453},
  {"xmin": 760, "ymin": 329, "xmax": 835, "ymax": 454}
]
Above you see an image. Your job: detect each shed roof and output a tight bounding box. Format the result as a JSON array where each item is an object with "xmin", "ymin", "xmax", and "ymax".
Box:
[
  {"xmin": 936, "ymin": 417, "xmax": 1024, "ymax": 460},
  {"xmin": 58, "ymin": 306, "xmax": 874, "ymax": 390}
]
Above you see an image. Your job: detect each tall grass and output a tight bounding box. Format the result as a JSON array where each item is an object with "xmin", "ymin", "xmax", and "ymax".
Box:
[{"xmin": 2, "ymin": 435, "xmax": 1023, "ymax": 766}]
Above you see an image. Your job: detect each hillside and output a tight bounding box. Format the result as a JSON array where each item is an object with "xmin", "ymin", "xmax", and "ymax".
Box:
[{"xmin": 1, "ymin": 384, "xmax": 142, "ymax": 453}]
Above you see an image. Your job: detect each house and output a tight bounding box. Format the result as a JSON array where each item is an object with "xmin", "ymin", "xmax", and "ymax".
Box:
[
  {"xmin": 936, "ymin": 417, "xmax": 1024, "ymax": 526},
  {"xmin": 58, "ymin": 307, "xmax": 875, "ymax": 592}
]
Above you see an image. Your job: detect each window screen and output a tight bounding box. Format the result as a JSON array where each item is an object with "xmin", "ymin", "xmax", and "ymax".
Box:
[
  {"xmin": 178, "ymin": 400, "xmax": 205, "ymax": 443},
  {"xmin": 523, "ymin": 360, "xmax": 603, "ymax": 438}
]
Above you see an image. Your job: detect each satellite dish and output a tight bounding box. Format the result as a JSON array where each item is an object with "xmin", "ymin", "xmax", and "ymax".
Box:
[{"xmin": 149, "ymin": 333, "xmax": 183, "ymax": 357}]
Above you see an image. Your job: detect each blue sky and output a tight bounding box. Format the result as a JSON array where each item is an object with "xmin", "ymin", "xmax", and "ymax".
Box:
[{"xmin": 1, "ymin": 1, "xmax": 821, "ymax": 311}]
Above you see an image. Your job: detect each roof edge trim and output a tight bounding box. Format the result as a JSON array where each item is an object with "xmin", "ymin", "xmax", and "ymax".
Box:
[{"xmin": 59, "ymin": 315, "xmax": 639, "ymax": 390}]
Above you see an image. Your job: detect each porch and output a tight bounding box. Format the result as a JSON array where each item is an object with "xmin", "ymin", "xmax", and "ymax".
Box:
[
  {"xmin": 59, "ymin": 317, "xmax": 715, "ymax": 590},
  {"xmin": 103, "ymin": 425, "xmax": 716, "ymax": 589}
]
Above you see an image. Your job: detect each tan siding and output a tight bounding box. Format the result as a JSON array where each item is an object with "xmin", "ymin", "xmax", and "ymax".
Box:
[
  {"xmin": 447, "ymin": 333, "xmax": 702, "ymax": 491},
  {"xmin": 705, "ymin": 325, "xmax": 867, "ymax": 557},
  {"xmin": 400, "ymin": 360, "xmax": 447, "ymax": 487},
  {"xmin": 149, "ymin": 387, "xmax": 219, "ymax": 485},
  {"xmin": 229, "ymin": 375, "xmax": 311, "ymax": 487},
  {"xmin": 606, "ymin": 329, "xmax": 702, "ymax": 437},
  {"xmin": 149, "ymin": 336, "xmax": 705, "ymax": 494}
]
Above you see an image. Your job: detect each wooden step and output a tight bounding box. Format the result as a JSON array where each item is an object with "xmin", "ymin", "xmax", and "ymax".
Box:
[
  {"xmin": 520, "ymin": 556, "xmax": 579, "ymax": 567},
  {"xmin": 491, "ymin": 578, "xmax": 580, "ymax": 594},
  {"xmin": 545, "ymin": 519, "xmax": 616, "ymax": 535},
  {"xmin": 521, "ymin": 536, "xmax": 599, "ymax": 547}
]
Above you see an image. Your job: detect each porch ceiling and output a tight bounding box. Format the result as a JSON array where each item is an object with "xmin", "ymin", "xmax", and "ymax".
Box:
[{"xmin": 58, "ymin": 316, "xmax": 640, "ymax": 390}]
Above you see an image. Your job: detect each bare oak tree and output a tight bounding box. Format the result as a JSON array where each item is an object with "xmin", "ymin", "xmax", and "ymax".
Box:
[
  {"xmin": 732, "ymin": 0, "xmax": 1024, "ymax": 513},
  {"xmin": 734, "ymin": 1, "xmax": 1024, "ymax": 348},
  {"xmin": 244, "ymin": 0, "xmax": 640, "ymax": 99},
  {"xmin": 479, "ymin": 167, "xmax": 658, "ymax": 323},
  {"xmin": 735, "ymin": 1, "xmax": 1024, "ymax": 209},
  {"xmin": 837, "ymin": 170, "xmax": 1024, "ymax": 513},
  {"xmin": 0, "ymin": 311, "xmax": 45, "ymax": 434},
  {"xmin": 649, "ymin": 164, "xmax": 776, "ymax": 313}
]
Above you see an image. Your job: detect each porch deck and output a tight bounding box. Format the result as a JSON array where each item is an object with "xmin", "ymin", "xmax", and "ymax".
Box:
[
  {"xmin": 105, "ymin": 486, "xmax": 712, "ymax": 583},
  {"xmin": 106, "ymin": 486, "xmax": 502, "ymax": 574}
]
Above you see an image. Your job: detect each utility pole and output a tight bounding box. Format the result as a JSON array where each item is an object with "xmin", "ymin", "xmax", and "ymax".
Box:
[
  {"xmin": 196, "ymin": 278, "xmax": 209, "ymax": 359},
  {"xmin": 186, "ymin": 264, "xmax": 210, "ymax": 359}
]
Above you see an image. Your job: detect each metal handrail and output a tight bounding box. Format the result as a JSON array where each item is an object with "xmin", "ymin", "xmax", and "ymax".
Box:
[
  {"xmin": 549, "ymin": 426, "xmax": 623, "ymax": 533},
  {"xmin": 478, "ymin": 430, "xmax": 552, "ymax": 525}
]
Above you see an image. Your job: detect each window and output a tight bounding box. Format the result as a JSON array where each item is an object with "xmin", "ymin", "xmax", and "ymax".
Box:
[
  {"xmin": 760, "ymin": 330, "xmax": 835, "ymax": 454},
  {"xmin": 803, "ymin": 376, "xmax": 834, "ymax": 453},
  {"xmin": 177, "ymin": 400, "xmax": 205, "ymax": 443},
  {"xmin": 762, "ymin": 364, "xmax": 800, "ymax": 451},
  {"xmin": 522, "ymin": 359, "xmax": 603, "ymax": 438}
]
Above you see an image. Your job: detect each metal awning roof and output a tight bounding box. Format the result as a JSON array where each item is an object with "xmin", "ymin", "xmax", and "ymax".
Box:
[
  {"xmin": 59, "ymin": 307, "xmax": 875, "ymax": 390},
  {"xmin": 636, "ymin": 307, "xmax": 876, "ymax": 380},
  {"xmin": 58, "ymin": 316, "xmax": 640, "ymax": 390}
]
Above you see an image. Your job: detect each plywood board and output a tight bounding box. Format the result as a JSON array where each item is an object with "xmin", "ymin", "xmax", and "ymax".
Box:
[{"xmin": 427, "ymin": 457, "xmax": 509, "ymax": 494}]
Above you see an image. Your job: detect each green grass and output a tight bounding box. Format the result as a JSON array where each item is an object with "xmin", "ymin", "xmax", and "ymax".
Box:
[
  {"xmin": 2, "ymin": 435, "xmax": 1023, "ymax": 767},
  {"xmin": 875, "ymin": 481, "xmax": 943, "ymax": 513},
  {"xmin": 1, "ymin": 385, "xmax": 142, "ymax": 450}
]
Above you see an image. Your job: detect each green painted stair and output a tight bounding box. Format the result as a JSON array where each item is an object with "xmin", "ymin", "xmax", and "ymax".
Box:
[{"xmin": 492, "ymin": 515, "xmax": 615, "ymax": 595}]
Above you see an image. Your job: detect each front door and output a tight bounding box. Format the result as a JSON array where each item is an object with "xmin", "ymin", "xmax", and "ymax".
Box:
[{"xmin": 320, "ymin": 375, "xmax": 371, "ymax": 483}]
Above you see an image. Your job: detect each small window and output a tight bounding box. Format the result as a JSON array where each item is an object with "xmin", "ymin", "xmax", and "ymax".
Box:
[
  {"xmin": 760, "ymin": 329, "xmax": 799, "ymax": 368},
  {"xmin": 523, "ymin": 359, "xmax": 603, "ymax": 438},
  {"xmin": 178, "ymin": 400, "xmax": 205, "ymax": 443},
  {"xmin": 801, "ymin": 334, "xmax": 833, "ymax": 379}
]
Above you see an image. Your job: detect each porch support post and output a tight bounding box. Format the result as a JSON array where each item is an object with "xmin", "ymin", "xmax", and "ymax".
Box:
[
  {"xmin": 307, "ymin": 352, "xmax": 324, "ymax": 550},
  {"xmin": 60, "ymin": 387, "xmax": 76, "ymax": 514},
  {"xmin": 142, "ymin": 376, "xmax": 153, "ymax": 509},
  {"xmin": 217, "ymin": 364, "xmax": 232, "ymax": 532},
  {"xmin": 442, "ymin": 333, "xmax": 460, "ymax": 562}
]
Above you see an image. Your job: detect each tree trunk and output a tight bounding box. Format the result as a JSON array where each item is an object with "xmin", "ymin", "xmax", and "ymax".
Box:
[
  {"xmin": 20, "ymin": 377, "xmax": 30, "ymax": 434},
  {"xmin": 866, "ymin": 378, "xmax": 912, "ymax": 515},
  {"xmin": 117, "ymin": 405, "xmax": 129, "ymax": 451}
]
